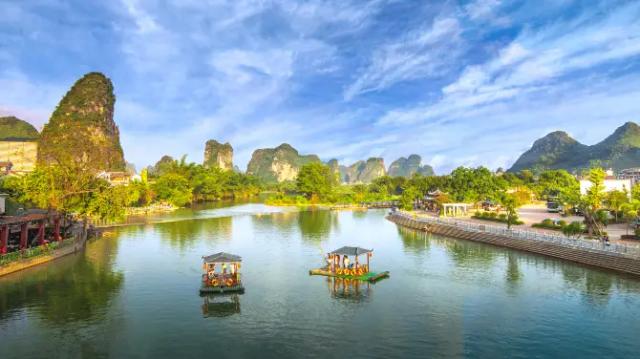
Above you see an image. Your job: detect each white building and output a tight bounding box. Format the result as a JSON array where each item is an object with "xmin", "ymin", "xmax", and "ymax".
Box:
[
  {"xmin": 0, "ymin": 193, "xmax": 7, "ymax": 215},
  {"xmin": 579, "ymin": 178, "xmax": 632, "ymax": 196},
  {"xmin": 619, "ymin": 168, "xmax": 640, "ymax": 185}
]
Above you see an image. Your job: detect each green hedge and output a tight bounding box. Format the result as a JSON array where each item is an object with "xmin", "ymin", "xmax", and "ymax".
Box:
[
  {"xmin": 472, "ymin": 211, "xmax": 524, "ymax": 225},
  {"xmin": 0, "ymin": 240, "xmax": 68, "ymax": 266},
  {"xmin": 532, "ymin": 218, "xmax": 567, "ymax": 230}
]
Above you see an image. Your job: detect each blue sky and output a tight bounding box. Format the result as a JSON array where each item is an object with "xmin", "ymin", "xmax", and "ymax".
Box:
[{"xmin": 1, "ymin": 0, "xmax": 640, "ymax": 173}]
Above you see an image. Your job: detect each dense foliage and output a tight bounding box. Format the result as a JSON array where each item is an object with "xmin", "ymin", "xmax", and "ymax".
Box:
[
  {"xmin": 38, "ymin": 72, "xmax": 125, "ymax": 171},
  {"xmin": 295, "ymin": 162, "xmax": 336, "ymax": 201},
  {"xmin": 0, "ymin": 164, "xmax": 129, "ymax": 221},
  {"xmin": 147, "ymin": 155, "xmax": 261, "ymax": 206},
  {"xmin": 0, "ymin": 155, "xmax": 262, "ymax": 220}
]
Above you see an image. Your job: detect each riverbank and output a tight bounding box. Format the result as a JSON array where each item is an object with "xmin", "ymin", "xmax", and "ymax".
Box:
[
  {"xmin": 0, "ymin": 228, "xmax": 88, "ymax": 277},
  {"xmin": 387, "ymin": 210, "xmax": 640, "ymax": 277},
  {"xmin": 125, "ymin": 203, "xmax": 177, "ymax": 215}
]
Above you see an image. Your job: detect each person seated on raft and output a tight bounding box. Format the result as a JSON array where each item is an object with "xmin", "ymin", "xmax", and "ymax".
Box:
[
  {"xmin": 324, "ymin": 254, "xmax": 332, "ymax": 270},
  {"xmin": 343, "ymin": 256, "xmax": 350, "ymax": 271}
]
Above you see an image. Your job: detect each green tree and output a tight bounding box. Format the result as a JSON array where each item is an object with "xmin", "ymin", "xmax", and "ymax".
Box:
[
  {"xmin": 582, "ymin": 168, "xmax": 606, "ymax": 237},
  {"xmin": 605, "ymin": 189, "xmax": 628, "ymax": 222},
  {"xmin": 152, "ymin": 173, "xmax": 192, "ymax": 207},
  {"xmin": 631, "ymin": 183, "xmax": 640, "ymax": 201},
  {"xmin": 2, "ymin": 164, "xmax": 127, "ymax": 224},
  {"xmin": 445, "ymin": 166, "xmax": 506, "ymax": 203},
  {"xmin": 535, "ymin": 169, "xmax": 579, "ymax": 200},
  {"xmin": 400, "ymin": 185, "xmax": 420, "ymax": 210},
  {"xmin": 296, "ymin": 162, "xmax": 335, "ymax": 201},
  {"xmin": 499, "ymin": 193, "xmax": 520, "ymax": 230},
  {"xmin": 621, "ymin": 200, "xmax": 640, "ymax": 235}
]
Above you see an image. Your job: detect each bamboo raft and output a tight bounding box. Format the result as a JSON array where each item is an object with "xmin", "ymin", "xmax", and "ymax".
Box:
[
  {"xmin": 309, "ymin": 268, "xmax": 390, "ymax": 283},
  {"xmin": 200, "ymin": 282, "xmax": 245, "ymax": 294},
  {"xmin": 199, "ymin": 252, "xmax": 245, "ymax": 295}
]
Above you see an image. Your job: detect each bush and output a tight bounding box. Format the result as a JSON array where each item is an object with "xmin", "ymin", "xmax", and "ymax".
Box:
[
  {"xmin": 562, "ymin": 221, "xmax": 585, "ymax": 238},
  {"xmin": 472, "ymin": 211, "xmax": 523, "ymax": 225},
  {"xmin": 532, "ymin": 219, "xmax": 564, "ymax": 230}
]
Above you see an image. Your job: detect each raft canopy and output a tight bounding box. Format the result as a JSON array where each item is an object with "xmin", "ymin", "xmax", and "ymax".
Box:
[
  {"xmin": 202, "ymin": 252, "xmax": 242, "ymax": 263},
  {"xmin": 330, "ymin": 246, "xmax": 372, "ymax": 256}
]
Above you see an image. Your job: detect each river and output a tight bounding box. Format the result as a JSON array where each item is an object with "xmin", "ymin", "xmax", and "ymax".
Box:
[{"xmin": 1, "ymin": 203, "xmax": 639, "ymax": 358}]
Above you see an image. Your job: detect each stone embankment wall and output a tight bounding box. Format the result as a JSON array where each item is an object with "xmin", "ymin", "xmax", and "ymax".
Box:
[
  {"xmin": 0, "ymin": 228, "xmax": 87, "ymax": 277},
  {"xmin": 387, "ymin": 213, "xmax": 640, "ymax": 277}
]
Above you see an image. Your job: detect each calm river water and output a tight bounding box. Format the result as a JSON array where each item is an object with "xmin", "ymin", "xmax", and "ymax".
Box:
[{"xmin": 1, "ymin": 203, "xmax": 640, "ymax": 358}]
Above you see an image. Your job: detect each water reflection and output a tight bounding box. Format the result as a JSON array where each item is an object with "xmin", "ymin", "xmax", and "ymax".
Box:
[
  {"xmin": 505, "ymin": 254, "xmax": 522, "ymax": 283},
  {"xmin": 251, "ymin": 211, "xmax": 298, "ymax": 232},
  {"xmin": 0, "ymin": 235, "xmax": 123, "ymax": 323},
  {"xmin": 156, "ymin": 216, "xmax": 232, "ymax": 249},
  {"xmin": 326, "ymin": 277, "xmax": 372, "ymax": 302},
  {"xmin": 201, "ymin": 294, "xmax": 241, "ymax": 318},
  {"xmin": 397, "ymin": 227, "xmax": 431, "ymax": 253},
  {"xmin": 351, "ymin": 209, "xmax": 369, "ymax": 220},
  {"xmin": 559, "ymin": 260, "xmax": 640, "ymax": 306},
  {"xmin": 298, "ymin": 209, "xmax": 337, "ymax": 241}
]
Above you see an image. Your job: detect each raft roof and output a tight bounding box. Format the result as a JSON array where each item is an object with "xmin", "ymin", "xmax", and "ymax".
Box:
[
  {"xmin": 330, "ymin": 246, "xmax": 372, "ymax": 256},
  {"xmin": 203, "ymin": 252, "xmax": 242, "ymax": 263}
]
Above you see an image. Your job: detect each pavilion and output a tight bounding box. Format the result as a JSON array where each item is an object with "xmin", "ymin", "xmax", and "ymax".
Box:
[
  {"xmin": 441, "ymin": 203, "xmax": 471, "ymax": 217},
  {"xmin": 0, "ymin": 211, "xmax": 63, "ymax": 254}
]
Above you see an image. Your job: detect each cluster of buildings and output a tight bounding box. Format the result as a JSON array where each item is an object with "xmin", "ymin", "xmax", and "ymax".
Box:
[
  {"xmin": 0, "ymin": 138, "xmax": 38, "ymax": 174},
  {"xmin": 579, "ymin": 168, "xmax": 640, "ymax": 196}
]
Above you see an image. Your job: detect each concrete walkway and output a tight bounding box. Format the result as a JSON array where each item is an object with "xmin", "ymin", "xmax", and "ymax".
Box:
[{"xmin": 415, "ymin": 203, "xmax": 640, "ymax": 248}]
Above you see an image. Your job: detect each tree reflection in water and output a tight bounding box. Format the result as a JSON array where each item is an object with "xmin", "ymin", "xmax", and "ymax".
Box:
[
  {"xmin": 201, "ymin": 294, "xmax": 241, "ymax": 318},
  {"xmin": 251, "ymin": 211, "xmax": 298, "ymax": 232},
  {"xmin": 155, "ymin": 216, "xmax": 233, "ymax": 250},
  {"xmin": 0, "ymin": 234, "xmax": 123, "ymax": 324},
  {"xmin": 298, "ymin": 209, "xmax": 337, "ymax": 242},
  {"xmin": 397, "ymin": 227, "xmax": 431, "ymax": 254}
]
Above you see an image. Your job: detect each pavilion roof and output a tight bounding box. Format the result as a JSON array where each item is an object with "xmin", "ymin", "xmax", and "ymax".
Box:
[
  {"xmin": 330, "ymin": 246, "xmax": 372, "ymax": 256},
  {"xmin": 0, "ymin": 213, "xmax": 51, "ymax": 225},
  {"xmin": 202, "ymin": 252, "xmax": 242, "ymax": 263}
]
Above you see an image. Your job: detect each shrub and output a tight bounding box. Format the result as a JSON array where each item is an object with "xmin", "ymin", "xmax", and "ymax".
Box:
[
  {"xmin": 532, "ymin": 218, "xmax": 569, "ymax": 231},
  {"xmin": 472, "ymin": 211, "xmax": 523, "ymax": 225},
  {"xmin": 562, "ymin": 221, "xmax": 585, "ymax": 238}
]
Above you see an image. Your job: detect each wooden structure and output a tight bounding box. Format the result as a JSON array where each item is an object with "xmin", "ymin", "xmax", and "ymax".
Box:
[
  {"xmin": 442, "ymin": 203, "xmax": 471, "ymax": 217},
  {"xmin": 200, "ymin": 252, "xmax": 245, "ymax": 294},
  {"xmin": 309, "ymin": 246, "xmax": 389, "ymax": 283},
  {"xmin": 0, "ymin": 212, "xmax": 63, "ymax": 255}
]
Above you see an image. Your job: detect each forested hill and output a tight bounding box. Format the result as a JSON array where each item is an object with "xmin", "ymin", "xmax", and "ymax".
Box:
[
  {"xmin": 0, "ymin": 116, "xmax": 39, "ymax": 141},
  {"xmin": 509, "ymin": 122, "xmax": 640, "ymax": 172}
]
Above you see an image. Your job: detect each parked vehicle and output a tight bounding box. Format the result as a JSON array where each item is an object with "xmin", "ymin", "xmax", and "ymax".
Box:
[
  {"xmin": 546, "ymin": 201, "xmax": 563, "ymax": 213},
  {"xmin": 482, "ymin": 200, "xmax": 498, "ymax": 211}
]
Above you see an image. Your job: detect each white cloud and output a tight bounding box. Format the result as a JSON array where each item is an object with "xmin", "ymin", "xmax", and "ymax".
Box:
[
  {"xmin": 0, "ymin": 70, "xmax": 63, "ymax": 128},
  {"xmin": 380, "ymin": 1, "xmax": 640, "ymax": 127},
  {"xmin": 464, "ymin": 0, "xmax": 502, "ymax": 20},
  {"xmin": 344, "ymin": 16, "xmax": 463, "ymax": 100}
]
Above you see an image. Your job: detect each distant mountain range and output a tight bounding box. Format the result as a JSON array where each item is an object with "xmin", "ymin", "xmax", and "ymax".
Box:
[{"xmin": 509, "ymin": 122, "xmax": 640, "ymax": 173}]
